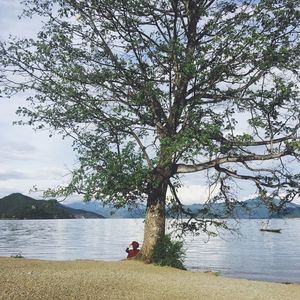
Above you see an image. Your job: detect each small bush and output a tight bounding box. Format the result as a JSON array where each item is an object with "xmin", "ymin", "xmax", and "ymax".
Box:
[{"xmin": 152, "ymin": 234, "xmax": 186, "ymax": 270}]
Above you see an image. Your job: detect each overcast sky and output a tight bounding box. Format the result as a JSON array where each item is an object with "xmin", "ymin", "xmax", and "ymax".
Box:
[
  {"xmin": 1, "ymin": 1, "xmax": 296, "ymax": 205},
  {"xmin": 0, "ymin": 0, "xmax": 224, "ymax": 204},
  {"xmin": 0, "ymin": 0, "xmax": 77, "ymax": 200}
]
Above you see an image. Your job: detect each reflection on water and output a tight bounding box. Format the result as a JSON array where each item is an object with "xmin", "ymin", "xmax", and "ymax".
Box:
[{"xmin": 0, "ymin": 218, "xmax": 300, "ymax": 283}]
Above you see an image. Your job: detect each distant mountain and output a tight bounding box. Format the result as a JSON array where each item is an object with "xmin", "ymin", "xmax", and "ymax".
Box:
[
  {"xmin": 183, "ymin": 198, "xmax": 300, "ymax": 219},
  {"xmin": 66, "ymin": 201, "xmax": 146, "ymax": 218},
  {"xmin": 0, "ymin": 193, "xmax": 104, "ymax": 219},
  {"xmin": 1, "ymin": 192, "xmax": 299, "ymax": 220},
  {"xmin": 65, "ymin": 198, "xmax": 300, "ymax": 219}
]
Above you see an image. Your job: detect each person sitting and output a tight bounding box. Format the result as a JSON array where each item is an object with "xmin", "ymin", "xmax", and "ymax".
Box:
[{"xmin": 126, "ymin": 241, "xmax": 140, "ymax": 258}]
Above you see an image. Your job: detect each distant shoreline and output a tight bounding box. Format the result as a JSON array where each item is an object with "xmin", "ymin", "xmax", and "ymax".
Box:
[
  {"xmin": 2, "ymin": 193, "xmax": 300, "ymax": 219},
  {"xmin": 1, "ymin": 257, "xmax": 299, "ymax": 300}
]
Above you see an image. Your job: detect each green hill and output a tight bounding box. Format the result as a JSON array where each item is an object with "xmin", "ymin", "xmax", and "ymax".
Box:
[{"xmin": 0, "ymin": 193, "xmax": 104, "ymax": 219}]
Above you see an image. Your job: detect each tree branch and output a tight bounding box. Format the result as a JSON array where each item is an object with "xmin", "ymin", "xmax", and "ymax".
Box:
[{"xmin": 175, "ymin": 150, "xmax": 293, "ymax": 174}]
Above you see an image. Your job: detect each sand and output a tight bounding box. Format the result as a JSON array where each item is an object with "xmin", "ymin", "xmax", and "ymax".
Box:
[{"xmin": 0, "ymin": 257, "xmax": 299, "ymax": 300}]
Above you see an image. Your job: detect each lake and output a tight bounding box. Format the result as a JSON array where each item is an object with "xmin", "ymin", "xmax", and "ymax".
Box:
[{"xmin": 0, "ymin": 218, "xmax": 299, "ymax": 283}]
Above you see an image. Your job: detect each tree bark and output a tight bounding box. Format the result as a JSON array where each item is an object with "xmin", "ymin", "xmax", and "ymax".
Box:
[{"xmin": 138, "ymin": 171, "xmax": 169, "ymax": 261}]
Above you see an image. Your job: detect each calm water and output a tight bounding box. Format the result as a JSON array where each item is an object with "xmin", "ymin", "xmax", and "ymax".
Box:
[{"xmin": 0, "ymin": 218, "xmax": 299, "ymax": 283}]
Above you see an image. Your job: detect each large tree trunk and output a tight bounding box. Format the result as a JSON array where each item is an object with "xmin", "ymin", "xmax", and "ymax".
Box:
[{"xmin": 138, "ymin": 172, "xmax": 169, "ymax": 261}]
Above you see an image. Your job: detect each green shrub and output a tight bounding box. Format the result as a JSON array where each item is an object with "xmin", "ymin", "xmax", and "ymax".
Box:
[{"xmin": 152, "ymin": 234, "xmax": 186, "ymax": 270}]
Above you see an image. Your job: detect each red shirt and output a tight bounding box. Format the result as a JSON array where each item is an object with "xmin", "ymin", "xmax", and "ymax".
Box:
[{"xmin": 126, "ymin": 249, "xmax": 139, "ymax": 258}]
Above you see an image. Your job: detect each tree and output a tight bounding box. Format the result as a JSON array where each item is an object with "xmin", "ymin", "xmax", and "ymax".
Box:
[{"xmin": 1, "ymin": 0, "xmax": 300, "ymax": 261}]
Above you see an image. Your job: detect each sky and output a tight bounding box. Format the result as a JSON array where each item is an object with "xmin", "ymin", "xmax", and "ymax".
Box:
[
  {"xmin": 0, "ymin": 0, "xmax": 77, "ymax": 200},
  {"xmin": 0, "ymin": 1, "xmax": 297, "ymax": 205},
  {"xmin": 0, "ymin": 0, "xmax": 228, "ymax": 205}
]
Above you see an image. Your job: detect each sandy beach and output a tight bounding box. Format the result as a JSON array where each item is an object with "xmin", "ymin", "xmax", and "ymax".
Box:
[{"xmin": 1, "ymin": 257, "xmax": 299, "ymax": 300}]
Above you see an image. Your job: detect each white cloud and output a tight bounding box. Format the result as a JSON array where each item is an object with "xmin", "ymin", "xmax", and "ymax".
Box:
[
  {"xmin": 0, "ymin": 166, "xmax": 72, "ymax": 199},
  {"xmin": 0, "ymin": 0, "xmax": 42, "ymax": 40},
  {"xmin": 166, "ymin": 171, "xmax": 222, "ymax": 205},
  {"xmin": 0, "ymin": 166, "xmax": 67, "ymax": 181},
  {"xmin": 0, "ymin": 138, "xmax": 38, "ymax": 161},
  {"xmin": 0, "ymin": 170, "xmax": 30, "ymax": 180},
  {"xmin": 175, "ymin": 184, "xmax": 219, "ymax": 205},
  {"xmin": 0, "ymin": 1, "xmax": 76, "ymax": 199}
]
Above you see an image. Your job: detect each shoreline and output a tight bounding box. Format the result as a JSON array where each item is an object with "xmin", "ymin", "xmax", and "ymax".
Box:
[
  {"xmin": 7, "ymin": 254, "xmax": 300, "ymax": 285},
  {"xmin": 1, "ymin": 257, "xmax": 300, "ymax": 300},
  {"xmin": 187, "ymin": 266, "xmax": 300, "ymax": 285}
]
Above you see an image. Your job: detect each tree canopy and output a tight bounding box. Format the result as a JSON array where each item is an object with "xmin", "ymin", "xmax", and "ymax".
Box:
[{"xmin": 1, "ymin": 0, "xmax": 300, "ymax": 259}]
